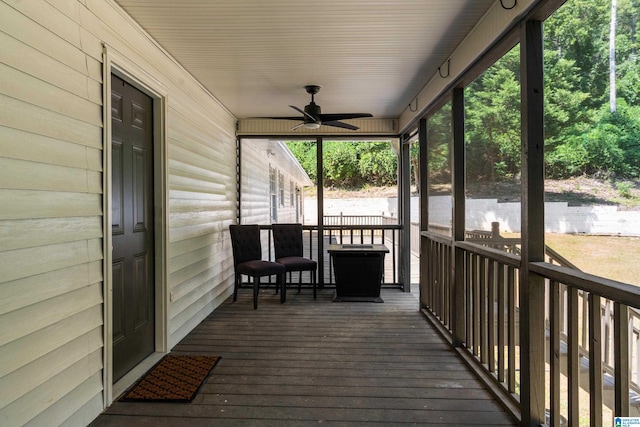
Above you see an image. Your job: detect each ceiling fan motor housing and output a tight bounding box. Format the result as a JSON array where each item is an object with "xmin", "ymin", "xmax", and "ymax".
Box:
[{"xmin": 304, "ymin": 102, "xmax": 321, "ymax": 122}]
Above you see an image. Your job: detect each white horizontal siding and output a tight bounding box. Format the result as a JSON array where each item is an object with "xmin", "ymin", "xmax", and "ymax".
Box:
[
  {"xmin": 240, "ymin": 140, "xmax": 310, "ymax": 225},
  {"xmin": 0, "ymin": 306, "xmax": 103, "ymax": 378},
  {"xmin": 240, "ymin": 142, "xmax": 271, "ymax": 224},
  {"xmin": 0, "ymin": 1, "xmax": 238, "ymax": 427},
  {"xmin": 0, "ymin": 127, "xmax": 102, "ymax": 170}
]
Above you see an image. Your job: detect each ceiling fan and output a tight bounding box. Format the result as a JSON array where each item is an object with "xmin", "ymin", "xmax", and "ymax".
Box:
[{"xmin": 268, "ymin": 85, "xmax": 373, "ymax": 131}]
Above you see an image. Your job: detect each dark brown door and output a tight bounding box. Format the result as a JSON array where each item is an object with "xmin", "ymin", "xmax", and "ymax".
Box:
[{"xmin": 111, "ymin": 74, "xmax": 155, "ymax": 382}]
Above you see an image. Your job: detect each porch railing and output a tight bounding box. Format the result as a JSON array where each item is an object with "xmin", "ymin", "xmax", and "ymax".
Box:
[
  {"xmin": 421, "ymin": 230, "xmax": 640, "ymax": 426},
  {"xmin": 258, "ymin": 218, "xmax": 403, "ymax": 288}
]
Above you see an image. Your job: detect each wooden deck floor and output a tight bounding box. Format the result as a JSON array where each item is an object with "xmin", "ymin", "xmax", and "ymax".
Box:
[{"xmin": 92, "ymin": 288, "xmax": 517, "ymax": 426}]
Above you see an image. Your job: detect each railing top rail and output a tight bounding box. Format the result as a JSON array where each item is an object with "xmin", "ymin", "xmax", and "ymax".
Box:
[
  {"xmin": 456, "ymin": 240, "xmax": 521, "ymax": 267},
  {"xmin": 324, "ymin": 224, "xmax": 401, "ymax": 230},
  {"xmin": 465, "ymin": 237, "xmax": 521, "ymax": 244},
  {"xmin": 258, "ymin": 224, "xmax": 401, "ymax": 231},
  {"xmin": 421, "ymin": 231, "xmax": 453, "ymax": 246},
  {"xmin": 530, "ymin": 261, "xmax": 640, "ymax": 309},
  {"xmin": 324, "ymin": 215, "xmax": 388, "ymax": 218},
  {"xmin": 544, "ymin": 245, "xmax": 580, "ymax": 270}
]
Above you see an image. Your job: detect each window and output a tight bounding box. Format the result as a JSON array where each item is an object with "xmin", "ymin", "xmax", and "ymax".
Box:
[
  {"xmin": 290, "ymin": 180, "xmax": 294, "ymax": 206},
  {"xmin": 269, "ymin": 166, "xmax": 277, "ymax": 221},
  {"xmin": 278, "ymin": 172, "xmax": 285, "ymax": 207}
]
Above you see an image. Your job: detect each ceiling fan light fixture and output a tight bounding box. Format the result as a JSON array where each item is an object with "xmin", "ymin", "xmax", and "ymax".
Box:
[{"xmin": 264, "ymin": 85, "xmax": 372, "ymax": 131}]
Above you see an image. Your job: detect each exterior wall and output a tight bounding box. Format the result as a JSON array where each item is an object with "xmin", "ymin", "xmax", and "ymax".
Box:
[
  {"xmin": 0, "ymin": 0, "xmax": 236, "ymax": 426},
  {"xmin": 240, "ymin": 140, "xmax": 311, "ymax": 225},
  {"xmin": 240, "ymin": 142, "xmax": 272, "ymax": 224}
]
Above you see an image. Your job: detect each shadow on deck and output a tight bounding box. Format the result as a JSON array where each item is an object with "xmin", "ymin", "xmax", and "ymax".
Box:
[{"xmin": 93, "ymin": 288, "xmax": 517, "ymax": 426}]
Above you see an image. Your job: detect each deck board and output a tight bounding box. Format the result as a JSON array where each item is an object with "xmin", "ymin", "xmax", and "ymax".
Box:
[{"xmin": 92, "ymin": 288, "xmax": 517, "ymax": 426}]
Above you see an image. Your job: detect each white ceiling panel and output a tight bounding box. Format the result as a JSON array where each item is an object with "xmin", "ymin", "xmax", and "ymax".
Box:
[{"xmin": 115, "ymin": 0, "xmax": 496, "ymax": 121}]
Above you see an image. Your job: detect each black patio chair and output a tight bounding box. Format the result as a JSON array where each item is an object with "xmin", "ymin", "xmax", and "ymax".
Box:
[
  {"xmin": 272, "ymin": 223, "xmax": 317, "ymax": 299},
  {"xmin": 229, "ymin": 224, "xmax": 286, "ymax": 309}
]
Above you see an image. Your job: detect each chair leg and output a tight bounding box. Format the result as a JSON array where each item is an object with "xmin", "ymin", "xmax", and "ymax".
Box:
[
  {"xmin": 233, "ymin": 274, "xmax": 239, "ymax": 302},
  {"xmin": 298, "ymin": 271, "xmax": 302, "ymax": 294},
  {"xmin": 279, "ymin": 274, "xmax": 286, "ymax": 304},
  {"xmin": 253, "ymin": 276, "xmax": 260, "ymax": 309},
  {"xmin": 312, "ymin": 270, "xmax": 317, "ymax": 300}
]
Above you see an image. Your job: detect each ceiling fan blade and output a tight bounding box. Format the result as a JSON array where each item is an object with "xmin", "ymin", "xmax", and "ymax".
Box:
[
  {"xmin": 318, "ymin": 113, "xmax": 373, "ymax": 121},
  {"xmin": 289, "ymin": 105, "xmax": 317, "ymax": 122},
  {"xmin": 290, "ymin": 122, "xmax": 306, "ymax": 131},
  {"xmin": 322, "ymin": 120, "xmax": 360, "ymax": 131}
]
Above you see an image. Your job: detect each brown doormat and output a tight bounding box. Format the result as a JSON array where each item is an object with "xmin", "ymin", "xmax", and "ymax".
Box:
[{"xmin": 121, "ymin": 355, "xmax": 220, "ymax": 402}]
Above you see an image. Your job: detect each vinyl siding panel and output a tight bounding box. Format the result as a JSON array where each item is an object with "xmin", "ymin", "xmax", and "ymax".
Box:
[
  {"xmin": 240, "ymin": 140, "xmax": 309, "ymax": 225},
  {"xmin": 0, "ymin": 217, "xmax": 103, "ymax": 252},
  {"xmin": 0, "ymin": 127, "xmax": 102, "ymax": 170},
  {"xmin": 0, "ymin": 189, "xmax": 103, "ymax": 220},
  {"xmin": 0, "ymin": 1, "xmax": 237, "ymax": 426},
  {"xmin": 3, "ymin": 350, "xmax": 103, "ymax": 427},
  {"xmin": 0, "ymin": 306, "xmax": 103, "ymax": 378},
  {"xmin": 240, "ymin": 142, "xmax": 272, "ymax": 224},
  {"xmin": 0, "ymin": 95, "xmax": 103, "ymax": 148},
  {"xmin": 0, "ymin": 328, "xmax": 103, "ymax": 410}
]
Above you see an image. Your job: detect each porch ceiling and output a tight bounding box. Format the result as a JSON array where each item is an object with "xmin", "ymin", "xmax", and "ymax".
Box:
[{"xmin": 114, "ymin": 0, "xmax": 496, "ymax": 125}]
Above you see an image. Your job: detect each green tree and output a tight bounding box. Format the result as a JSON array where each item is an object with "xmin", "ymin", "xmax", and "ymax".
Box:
[
  {"xmin": 286, "ymin": 141, "xmax": 317, "ymax": 182},
  {"xmin": 583, "ymin": 101, "xmax": 640, "ymax": 177},
  {"xmin": 465, "ymin": 47, "xmax": 521, "ymax": 182},
  {"xmin": 427, "ymin": 102, "xmax": 452, "ymax": 189},
  {"xmin": 356, "ymin": 142, "xmax": 397, "ymax": 186},
  {"xmin": 322, "ymin": 142, "xmax": 360, "ymax": 187},
  {"xmin": 544, "ymin": 52, "xmax": 594, "ymax": 178},
  {"xmin": 545, "ymin": 0, "xmax": 610, "ymax": 110}
]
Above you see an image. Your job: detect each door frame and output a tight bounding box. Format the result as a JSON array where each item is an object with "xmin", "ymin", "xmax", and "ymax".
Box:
[{"xmin": 102, "ymin": 44, "xmax": 169, "ymax": 407}]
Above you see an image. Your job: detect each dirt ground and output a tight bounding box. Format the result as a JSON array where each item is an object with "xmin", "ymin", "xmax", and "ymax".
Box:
[{"xmin": 318, "ymin": 176, "xmax": 640, "ymax": 210}]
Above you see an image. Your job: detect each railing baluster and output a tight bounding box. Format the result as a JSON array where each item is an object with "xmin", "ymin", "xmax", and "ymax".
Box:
[
  {"xmin": 589, "ymin": 293, "xmax": 603, "ymax": 427},
  {"xmin": 488, "ymin": 259, "xmax": 496, "ymax": 374},
  {"xmin": 480, "ymin": 256, "xmax": 488, "ymax": 365},
  {"xmin": 425, "ymin": 239, "xmax": 439, "ymax": 310},
  {"xmin": 474, "ymin": 254, "xmax": 481, "ymax": 358},
  {"xmin": 466, "ymin": 251, "xmax": 472, "ymax": 350},
  {"xmin": 550, "ymin": 280, "xmax": 561, "ymax": 427},
  {"xmin": 438, "ymin": 239, "xmax": 443, "ymax": 313},
  {"xmin": 615, "ymin": 302, "xmax": 630, "ymax": 417},
  {"xmin": 498, "ymin": 263, "xmax": 506, "ymax": 383},
  {"xmin": 568, "ymin": 286, "xmax": 579, "ymax": 425},
  {"xmin": 508, "ymin": 265, "xmax": 516, "ymax": 394},
  {"xmin": 445, "ymin": 242, "xmax": 451, "ymax": 328},
  {"xmin": 392, "ymin": 230, "xmax": 397, "ymax": 285}
]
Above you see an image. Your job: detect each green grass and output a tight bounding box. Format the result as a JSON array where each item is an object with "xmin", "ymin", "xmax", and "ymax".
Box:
[{"xmin": 545, "ymin": 233, "xmax": 640, "ymax": 286}]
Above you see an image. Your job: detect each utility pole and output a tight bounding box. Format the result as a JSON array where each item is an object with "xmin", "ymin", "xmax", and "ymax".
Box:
[{"xmin": 610, "ymin": 0, "xmax": 618, "ymax": 113}]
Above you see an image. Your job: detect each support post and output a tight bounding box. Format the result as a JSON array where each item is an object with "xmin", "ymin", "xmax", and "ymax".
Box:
[
  {"xmin": 519, "ymin": 19, "xmax": 546, "ymax": 427},
  {"xmin": 452, "ymin": 87, "xmax": 466, "ymax": 347},
  {"xmin": 316, "ymin": 137, "xmax": 325, "ymax": 286},
  {"xmin": 419, "ymin": 118, "xmax": 429, "ymax": 308},
  {"xmin": 400, "ymin": 135, "xmax": 412, "ymax": 292},
  {"xmin": 236, "ymin": 136, "xmax": 242, "ymax": 223}
]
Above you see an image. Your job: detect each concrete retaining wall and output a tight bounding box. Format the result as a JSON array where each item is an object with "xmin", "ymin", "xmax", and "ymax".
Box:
[{"xmin": 305, "ymin": 196, "xmax": 640, "ymax": 236}]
